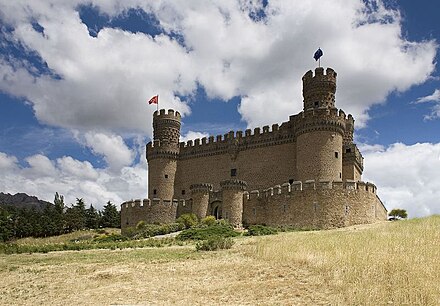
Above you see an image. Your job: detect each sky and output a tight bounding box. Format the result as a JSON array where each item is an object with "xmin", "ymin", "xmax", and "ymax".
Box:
[{"xmin": 0, "ymin": 0, "xmax": 439, "ymax": 217}]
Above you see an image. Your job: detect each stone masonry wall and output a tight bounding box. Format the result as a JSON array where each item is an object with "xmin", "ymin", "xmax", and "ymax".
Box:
[
  {"xmin": 243, "ymin": 180, "xmax": 387, "ymax": 229},
  {"xmin": 121, "ymin": 198, "xmax": 178, "ymax": 232}
]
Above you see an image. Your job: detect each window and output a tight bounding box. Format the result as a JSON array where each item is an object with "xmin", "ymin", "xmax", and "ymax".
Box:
[
  {"xmin": 335, "ymin": 152, "xmax": 339, "ymax": 158},
  {"xmin": 346, "ymin": 148, "xmax": 352, "ymax": 153},
  {"xmin": 182, "ymin": 189, "xmax": 186, "ymax": 195},
  {"xmin": 231, "ymin": 168, "xmax": 237, "ymax": 177},
  {"xmin": 153, "ymin": 189, "xmax": 157, "ymax": 195},
  {"xmin": 340, "ymin": 172, "xmax": 342, "ymax": 178},
  {"xmin": 289, "ymin": 179, "xmax": 294, "ymax": 184},
  {"xmin": 314, "ymin": 101, "xmax": 319, "ymax": 107},
  {"xmin": 164, "ymin": 174, "xmax": 168, "ymax": 178}
]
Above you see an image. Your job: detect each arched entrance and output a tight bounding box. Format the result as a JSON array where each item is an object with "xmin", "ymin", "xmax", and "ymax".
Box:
[{"xmin": 211, "ymin": 200, "xmax": 222, "ymax": 219}]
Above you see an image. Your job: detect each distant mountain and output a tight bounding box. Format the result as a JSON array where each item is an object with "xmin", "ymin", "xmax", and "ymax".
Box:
[{"xmin": 0, "ymin": 192, "xmax": 52, "ymax": 210}]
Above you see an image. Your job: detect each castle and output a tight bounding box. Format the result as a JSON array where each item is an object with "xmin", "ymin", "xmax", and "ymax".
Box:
[{"xmin": 121, "ymin": 67, "xmax": 387, "ymax": 231}]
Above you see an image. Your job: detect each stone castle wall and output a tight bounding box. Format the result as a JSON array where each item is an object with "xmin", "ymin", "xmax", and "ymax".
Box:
[
  {"xmin": 242, "ymin": 180, "xmax": 387, "ymax": 229},
  {"xmin": 121, "ymin": 198, "xmax": 178, "ymax": 229}
]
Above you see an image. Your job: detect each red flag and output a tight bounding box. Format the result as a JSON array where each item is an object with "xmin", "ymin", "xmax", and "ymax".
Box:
[{"xmin": 148, "ymin": 95, "xmax": 158, "ymax": 104}]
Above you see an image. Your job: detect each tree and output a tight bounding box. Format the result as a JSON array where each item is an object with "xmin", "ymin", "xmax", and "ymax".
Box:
[
  {"xmin": 65, "ymin": 198, "xmax": 87, "ymax": 231},
  {"xmin": 53, "ymin": 192, "xmax": 65, "ymax": 234},
  {"xmin": 100, "ymin": 201, "xmax": 120, "ymax": 228},
  {"xmin": 85, "ymin": 204, "xmax": 99, "ymax": 229},
  {"xmin": 388, "ymin": 209, "xmax": 408, "ymax": 220}
]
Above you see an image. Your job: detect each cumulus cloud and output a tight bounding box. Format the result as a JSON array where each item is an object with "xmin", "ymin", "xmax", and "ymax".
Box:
[
  {"xmin": 84, "ymin": 131, "xmax": 135, "ymax": 172},
  {"xmin": 0, "ymin": 151, "xmax": 148, "ymax": 210},
  {"xmin": 0, "ymin": 0, "xmax": 437, "ymax": 132},
  {"xmin": 180, "ymin": 131, "xmax": 210, "ymax": 143},
  {"xmin": 363, "ymin": 142, "xmax": 440, "ymax": 218},
  {"xmin": 414, "ymin": 89, "xmax": 440, "ymax": 120}
]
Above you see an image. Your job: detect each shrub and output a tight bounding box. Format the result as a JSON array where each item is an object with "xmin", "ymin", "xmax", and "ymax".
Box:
[
  {"xmin": 246, "ymin": 225, "xmax": 278, "ymax": 236},
  {"xmin": 177, "ymin": 223, "xmax": 240, "ymax": 241},
  {"xmin": 200, "ymin": 216, "xmax": 217, "ymax": 227},
  {"xmin": 176, "ymin": 213, "xmax": 198, "ymax": 229},
  {"xmin": 195, "ymin": 237, "xmax": 234, "ymax": 251}
]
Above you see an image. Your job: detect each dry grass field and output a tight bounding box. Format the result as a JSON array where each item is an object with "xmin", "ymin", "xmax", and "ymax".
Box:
[{"xmin": 1, "ymin": 216, "xmax": 439, "ymax": 305}]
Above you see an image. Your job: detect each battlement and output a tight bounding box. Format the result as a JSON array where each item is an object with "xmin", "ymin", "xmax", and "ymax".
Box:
[
  {"xmin": 153, "ymin": 109, "xmax": 181, "ymax": 120},
  {"xmin": 121, "ymin": 198, "xmax": 179, "ymax": 209},
  {"xmin": 302, "ymin": 67, "xmax": 337, "ymax": 110},
  {"xmin": 293, "ymin": 107, "xmax": 347, "ymax": 136},
  {"xmin": 302, "ymin": 67, "xmax": 337, "ymax": 84},
  {"xmin": 245, "ymin": 180, "xmax": 376, "ymax": 200},
  {"xmin": 190, "ymin": 183, "xmax": 213, "ymax": 193},
  {"xmin": 220, "ymin": 179, "xmax": 247, "ymax": 190},
  {"xmin": 178, "ymin": 121, "xmax": 295, "ymax": 159}
]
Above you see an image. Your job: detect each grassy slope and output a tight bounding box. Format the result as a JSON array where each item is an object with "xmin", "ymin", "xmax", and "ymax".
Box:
[{"xmin": 1, "ymin": 216, "xmax": 439, "ymax": 305}]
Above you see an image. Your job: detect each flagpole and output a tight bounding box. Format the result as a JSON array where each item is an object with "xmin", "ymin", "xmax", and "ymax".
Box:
[{"xmin": 157, "ymin": 94, "xmax": 159, "ymax": 112}]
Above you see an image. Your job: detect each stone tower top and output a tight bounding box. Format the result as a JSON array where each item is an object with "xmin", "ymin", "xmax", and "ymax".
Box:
[
  {"xmin": 302, "ymin": 67, "xmax": 337, "ymax": 111},
  {"xmin": 153, "ymin": 109, "xmax": 181, "ymax": 147}
]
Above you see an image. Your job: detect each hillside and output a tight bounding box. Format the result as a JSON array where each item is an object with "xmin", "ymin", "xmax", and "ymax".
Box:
[
  {"xmin": 0, "ymin": 192, "xmax": 52, "ymax": 210},
  {"xmin": 1, "ymin": 216, "xmax": 439, "ymax": 305}
]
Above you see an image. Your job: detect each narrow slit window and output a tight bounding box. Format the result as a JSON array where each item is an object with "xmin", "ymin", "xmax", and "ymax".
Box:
[
  {"xmin": 153, "ymin": 189, "xmax": 157, "ymax": 195},
  {"xmin": 335, "ymin": 152, "xmax": 339, "ymax": 158},
  {"xmin": 231, "ymin": 168, "xmax": 237, "ymax": 177}
]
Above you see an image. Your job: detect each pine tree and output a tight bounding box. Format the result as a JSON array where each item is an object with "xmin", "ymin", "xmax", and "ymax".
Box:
[
  {"xmin": 100, "ymin": 201, "xmax": 120, "ymax": 228},
  {"xmin": 85, "ymin": 204, "xmax": 99, "ymax": 229}
]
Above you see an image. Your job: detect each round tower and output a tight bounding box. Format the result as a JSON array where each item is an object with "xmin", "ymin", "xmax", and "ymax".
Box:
[
  {"xmin": 296, "ymin": 67, "xmax": 345, "ymax": 182},
  {"xmin": 220, "ymin": 179, "xmax": 247, "ymax": 228},
  {"xmin": 302, "ymin": 67, "xmax": 337, "ymax": 110},
  {"xmin": 146, "ymin": 109, "xmax": 181, "ymax": 201},
  {"xmin": 190, "ymin": 183, "xmax": 213, "ymax": 219}
]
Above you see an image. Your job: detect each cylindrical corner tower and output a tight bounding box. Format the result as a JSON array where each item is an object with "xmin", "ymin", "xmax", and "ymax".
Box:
[
  {"xmin": 220, "ymin": 179, "xmax": 247, "ymax": 228},
  {"xmin": 146, "ymin": 109, "xmax": 181, "ymax": 201},
  {"xmin": 296, "ymin": 67, "xmax": 345, "ymax": 182},
  {"xmin": 190, "ymin": 183, "xmax": 213, "ymax": 219}
]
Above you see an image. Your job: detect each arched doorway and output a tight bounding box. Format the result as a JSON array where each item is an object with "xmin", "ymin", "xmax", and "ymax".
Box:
[{"xmin": 211, "ymin": 201, "xmax": 222, "ymax": 219}]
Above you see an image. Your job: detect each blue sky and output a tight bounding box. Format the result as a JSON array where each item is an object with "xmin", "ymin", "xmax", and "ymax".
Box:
[{"xmin": 0, "ymin": 0, "xmax": 439, "ymax": 217}]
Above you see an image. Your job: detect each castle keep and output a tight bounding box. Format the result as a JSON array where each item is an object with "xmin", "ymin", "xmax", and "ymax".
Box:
[{"xmin": 121, "ymin": 67, "xmax": 387, "ymax": 230}]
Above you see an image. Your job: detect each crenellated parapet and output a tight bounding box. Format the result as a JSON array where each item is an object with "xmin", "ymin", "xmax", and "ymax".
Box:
[
  {"xmin": 190, "ymin": 183, "xmax": 213, "ymax": 193},
  {"xmin": 220, "ymin": 179, "xmax": 247, "ymax": 190},
  {"xmin": 146, "ymin": 140, "xmax": 179, "ymax": 160},
  {"xmin": 178, "ymin": 122, "xmax": 295, "ymax": 159},
  {"xmin": 120, "ymin": 197, "xmax": 179, "ymax": 231},
  {"xmin": 302, "ymin": 67, "xmax": 337, "ymax": 110},
  {"xmin": 245, "ymin": 180, "xmax": 378, "ymax": 200},
  {"xmin": 292, "ymin": 107, "xmax": 347, "ymax": 137},
  {"xmin": 153, "ymin": 109, "xmax": 181, "ymax": 146}
]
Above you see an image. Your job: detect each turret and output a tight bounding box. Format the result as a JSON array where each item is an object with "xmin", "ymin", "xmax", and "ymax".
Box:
[
  {"xmin": 302, "ymin": 67, "xmax": 337, "ymax": 110},
  {"xmin": 220, "ymin": 179, "xmax": 247, "ymax": 228},
  {"xmin": 146, "ymin": 109, "xmax": 181, "ymax": 200},
  {"xmin": 190, "ymin": 183, "xmax": 213, "ymax": 219},
  {"xmin": 296, "ymin": 68, "xmax": 344, "ymax": 181}
]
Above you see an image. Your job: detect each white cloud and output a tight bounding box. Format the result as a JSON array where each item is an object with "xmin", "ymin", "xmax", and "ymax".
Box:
[
  {"xmin": 180, "ymin": 131, "xmax": 210, "ymax": 143},
  {"xmin": 0, "ymin": 152, "xmax": 19, "ymax": 171},
  {"xmin": 363, "ymin": 142, "xmax": 440, "ymax": 218},
  {"xmin": 0, "ymin": 151, "xmax": 148, "ymax": 210},
  {"xmin": 84, "ymin": 131, "xmax": 135, "ymax": 172},
  {"xmin": 0, "ymin": 0, "xmax": 437, "ymax": 132},
  {"xmin": 415, "ymin": 89, "xmax": 440, "ymax": 120}
]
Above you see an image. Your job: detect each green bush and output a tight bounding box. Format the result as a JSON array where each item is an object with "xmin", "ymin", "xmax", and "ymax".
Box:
[
  {"xmin": 200, "ymin": 216, "xmax": 217, "ymax": 227},
  {"xmin": 246, "ymin": 225, "xmax": 278, "ymax": 236},
  {"xmin": 195, "ymin": 237, "xmax": 234, "ymax": 251},
  {"xmin": 176, "ymin": 213, "xmax": 198, "ymax": 229},
  {"xmin": 177, "ymin": 223, "xmax": 240, "ymax": 241}
]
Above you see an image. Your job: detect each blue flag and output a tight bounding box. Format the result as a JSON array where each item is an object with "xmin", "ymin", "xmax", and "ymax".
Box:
[{"xmin": 314, "ymin": 48, "xmax": 323, "ymax": 61}]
